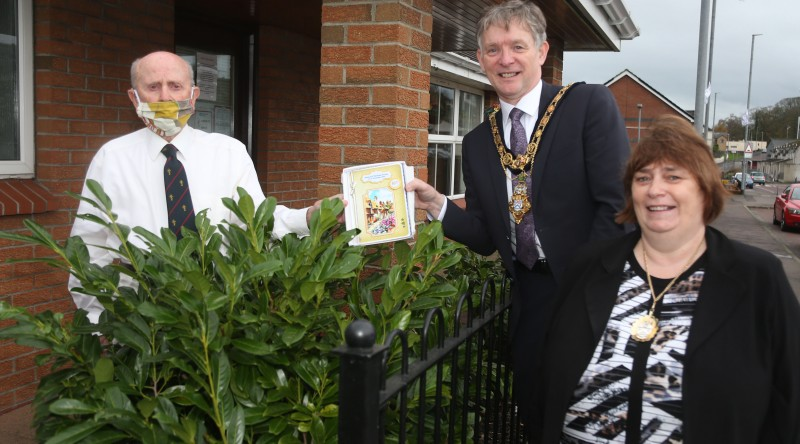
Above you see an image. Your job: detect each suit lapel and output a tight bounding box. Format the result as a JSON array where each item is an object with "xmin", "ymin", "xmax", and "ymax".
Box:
[
  {"xmin": 685, "ymin": 228, "xmax": 748, "ymax": 359},
  {"xmin": 530, "ymin": 82, "xmax": 561, "ymax": 203},
  {"xmin": 483, "ymin": 115, "xmax": 512, "ymax": 239}
]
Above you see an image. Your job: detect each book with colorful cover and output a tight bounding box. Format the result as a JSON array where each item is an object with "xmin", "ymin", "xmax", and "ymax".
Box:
[{"xmin": 341, "ymin": 161, "xmax": 415, "ymax": 246}]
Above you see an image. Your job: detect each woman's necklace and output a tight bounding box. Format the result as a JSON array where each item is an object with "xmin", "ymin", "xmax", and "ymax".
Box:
[{"xmin": 630, "ymin": 238, "xmax": 705, "ymax": 342}]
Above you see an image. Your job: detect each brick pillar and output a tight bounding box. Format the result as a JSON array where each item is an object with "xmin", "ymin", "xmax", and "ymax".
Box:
[
  {"xmin": 543, "ymin": 36, "xmax": 564, "ymax": 86},
  {"xmin": 318, "ymin": 0, "xmax": 433, "ymax": 198}
]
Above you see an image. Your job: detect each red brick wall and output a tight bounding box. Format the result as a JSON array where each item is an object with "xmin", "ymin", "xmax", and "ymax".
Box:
[
  {"xmin": 318, "ymin": 0, "xmax": 432, "ymax": 197},
  {"xmin": 0, "ymin": 0, "xmax": 174, "ymax": 414},
  {"xmin": 543, "ymin": 36, "xmax": 564, "ymax": 86},
  {"xmin": 607, "ymin": 75, "xmax": 690, "ymax": 145},
  {"xmin": 256, "ymin": 26, "xmax": 321, "ymax": 206}
]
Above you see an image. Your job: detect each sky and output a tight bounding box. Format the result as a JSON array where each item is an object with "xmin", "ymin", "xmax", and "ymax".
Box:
[{"xmin": 562, "ymin": 0, "xmax": 800, "ymax": 127}]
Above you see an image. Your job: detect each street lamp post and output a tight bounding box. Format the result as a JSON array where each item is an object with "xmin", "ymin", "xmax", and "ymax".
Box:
[
  {"xmin": 796, "ymin": 116, "xmax": 799, "ymax": 139},
  {"xmin": 637, "ymin": 103, "xmax": 643, "ymax": 143},
  {"xmin": 693, "ymin": 0, "xmax": 713, "ymax": 134},
  {"xmin": 712, "ymin": 92, "xmax": 718, "ymax": 133},
  {"xmin": 742, "ymin": 33, "xmax": 762, "ymax": 194},
  {"xmin": 703, "ymin": 0, "xmax": 718, "ymax": 139}
]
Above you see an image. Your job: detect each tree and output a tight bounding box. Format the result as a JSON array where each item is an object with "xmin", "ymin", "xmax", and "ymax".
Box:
[{"xmin": 714, "ymin": 96, "xmax": 800, "ymax": 141}]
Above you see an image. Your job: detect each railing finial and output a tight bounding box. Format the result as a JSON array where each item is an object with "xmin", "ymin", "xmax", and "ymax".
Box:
[{"xmin": 345, "ymin": 318, "xmax": 375, "ymax": 348}]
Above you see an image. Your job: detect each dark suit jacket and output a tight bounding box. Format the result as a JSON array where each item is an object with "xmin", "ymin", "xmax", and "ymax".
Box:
[
  {"xmin": 441, "ymin": 82, "xmax": 629, "ymax": 284},
  {"xmin": 534, "ymin": 227, "xmax": 800, "ymax": 444},
  {"xmin": 441, "ymin": 82, "xmax": 630, "ymax": 346}
]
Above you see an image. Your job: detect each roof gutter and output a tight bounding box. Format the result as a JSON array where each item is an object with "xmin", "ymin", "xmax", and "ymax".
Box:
[
  {"xmin": 569, "ymin": 0, "xmax": 639, "ymax": 51},
  {"xmin": 594, "ymin": 0, "xmax": 640, "ymax": 40}
]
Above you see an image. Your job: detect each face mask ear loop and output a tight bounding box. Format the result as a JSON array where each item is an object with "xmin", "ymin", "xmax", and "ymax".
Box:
[{"xmin": 133, "ymin": 89, "xmax": 141, "ymax": 107}]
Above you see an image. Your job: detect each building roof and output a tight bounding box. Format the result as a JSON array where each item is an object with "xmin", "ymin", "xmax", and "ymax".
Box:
[
  {"xmin": 767, "ymin": 139, "xmax": 800, "ymax": 158},
  {"xmin": 604, "ymin": 69, "xmax": 694, "ymax": 121},
  {"xmin": 432, "ymin": 0, "xmax": 638, "ymax": 52},
  {"xmin": 179, "ymin": 0, "xmax": 639, "ymax": 54}
]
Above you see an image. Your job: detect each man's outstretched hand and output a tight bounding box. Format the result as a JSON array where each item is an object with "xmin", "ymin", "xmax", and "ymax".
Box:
[{"xmin": 306, "ymin": 194, "xmax": 347, "ymax": 225}]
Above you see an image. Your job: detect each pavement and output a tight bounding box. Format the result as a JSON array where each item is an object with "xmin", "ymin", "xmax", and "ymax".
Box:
[{"xmin": 1, "ymin": 183, "xmax": 799, "ymax": 441}]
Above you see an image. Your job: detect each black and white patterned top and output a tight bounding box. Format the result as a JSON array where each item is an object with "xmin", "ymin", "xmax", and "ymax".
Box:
[{"xmin": 561, "ymin": 254, "xmax": 705, "ymax": 443}]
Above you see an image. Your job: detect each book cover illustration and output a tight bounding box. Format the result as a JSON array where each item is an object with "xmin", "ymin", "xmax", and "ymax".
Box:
[{"xmin": 342, "ymin": 161, "xmax": 415, "ymax": 246}]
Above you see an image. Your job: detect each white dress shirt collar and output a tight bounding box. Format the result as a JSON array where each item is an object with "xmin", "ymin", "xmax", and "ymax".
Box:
[
  {"xmin": 144, "ymin": 125, "xmax": 195, "ymax": 161},
  {"xmin": 499, "ymin": 80, "xmax": 543, "ymax": 128}
]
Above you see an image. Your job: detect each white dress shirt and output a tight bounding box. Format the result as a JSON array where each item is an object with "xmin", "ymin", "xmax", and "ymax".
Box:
[{"xmin": 69, "ymin": 126, "xmax": 309, "ymax": 322}]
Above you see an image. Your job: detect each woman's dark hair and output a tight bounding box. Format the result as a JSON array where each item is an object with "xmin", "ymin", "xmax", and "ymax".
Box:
[{"xmin": 615, "ymin": 114, "xmax": 728, "ymax": 225}]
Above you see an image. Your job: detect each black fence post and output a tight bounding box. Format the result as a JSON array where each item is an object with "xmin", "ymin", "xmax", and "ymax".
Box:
[{"xmin": 332, "ymin": 319, "xmax": 388, "ymax": 444}]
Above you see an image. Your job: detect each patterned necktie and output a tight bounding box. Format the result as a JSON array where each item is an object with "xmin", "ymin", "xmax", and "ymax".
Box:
[
  {"xmin": 509, "ymin": 108, "xmax": 538, "ymax": 268},
  {"xmin": 162, "ymin": 144, "xmax": 196, "ymax": 239}
]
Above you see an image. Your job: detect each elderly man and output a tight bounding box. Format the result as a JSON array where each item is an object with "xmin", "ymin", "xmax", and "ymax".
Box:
[{"xmin": 69, "ymin": 51, "xmax": 327, "ymax": 322}]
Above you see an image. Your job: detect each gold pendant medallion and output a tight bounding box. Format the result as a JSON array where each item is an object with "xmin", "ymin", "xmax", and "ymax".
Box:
[
  {"xmin": 630, "ymin": 314, "xmax": 659, "ymax": 342},
  {"xmin": 509, "ymin": 174, "xmax": 530, "ymax": 224}
]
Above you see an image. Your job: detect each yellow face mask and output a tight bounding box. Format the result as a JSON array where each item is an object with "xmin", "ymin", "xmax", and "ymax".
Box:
[{"xmin": 133, "ymin": 89, "xmax": 195, "ymax": 138}]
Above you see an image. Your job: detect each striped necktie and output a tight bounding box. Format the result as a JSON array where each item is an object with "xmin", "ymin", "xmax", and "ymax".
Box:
[{"xmin": 162, "ymin": 144, "xmax": 196, "ymax": 238}]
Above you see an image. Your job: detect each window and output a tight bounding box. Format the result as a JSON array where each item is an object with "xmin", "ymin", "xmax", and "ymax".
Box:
[
  {"xmin": 428, "ymin": 82, "xmax": 484, "ymax": 197},
  {"xmin": 176, "ymin": 47, "xmax": 237, "ymax": 138},
  {"xmin": 0, "ymin": 0, "xmax": 34, "ymax": 177}
]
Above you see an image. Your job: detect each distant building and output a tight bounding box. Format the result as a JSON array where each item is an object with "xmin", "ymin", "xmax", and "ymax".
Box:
[
  {"xmin": 726, "ymin": 140, "xmax": 767, "ymax": 152},
  {"xmin": 604, "ymin": 69, "xmax": 693, "ymax": 146},
  {"xmin": 765, "ymin": 139, "xmax": 800, "ymax": 182}
]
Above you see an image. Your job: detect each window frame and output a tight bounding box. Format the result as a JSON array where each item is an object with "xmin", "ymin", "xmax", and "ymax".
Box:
[
  {"xmin": 428, "ymin": 78, "xmax": 485, "ymax": 199},
  {"xmin": 1, "ymin": 0, "xmax": 34, "ymax": 178}
]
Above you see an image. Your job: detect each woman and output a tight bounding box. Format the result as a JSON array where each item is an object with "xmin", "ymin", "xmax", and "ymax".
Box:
[{"xmin": 532, "ymin": 115, "xmax": 800, "ymax": 443}]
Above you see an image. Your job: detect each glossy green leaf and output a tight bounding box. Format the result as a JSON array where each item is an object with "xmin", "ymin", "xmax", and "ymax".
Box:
[
  {"xmin": 137, "ymin": 302, "xmax": 179, "ymax": 324},
  {"xmin": 299, "ymin": 281, "xmax": 323, "ymax": 302},
  {"xmin": 93, "ymin": 357, "xmax": 114, "ymax": 384},
  {"xmin": 136, "ymin": 398, "xmax": 158, "ymax": 419},
  {"xmin": 226, "ymin": 405, "xmax": 245, "ymax": 444},
  {"xmin": 212, "ymin": 351, "xmax": 232, "ymax": 398},
  {"xmin": 277, "ymin": 434, "xmax": 303, "ymax": 444},
  {"xmin": 112, "ymin": 325, "xmax": 150, "ymax": 354},
  {"xmin": 310, "ymin": 416, "xmax": 326, "ymax": 444},
  {"xmin": 390, "ymin": 310, "xmax": 412, "ymax": 332},
  {"xmin": 231, "ymin": 338, "xmax": 273, "ymax": 355},
  {"xmin": 43, "ymin": 421, "xmax": 105, "ymax": 444},
  {"xmin": 49, "ymin": 399, "xmax": 97, "ymax": 415},
  {"xmin": 280, "ymin": 326, "xmax": 307, "ymax": 347},
  {"xmin": 79, "ymin": 430, "xmax": 130, "ymax": 444}
]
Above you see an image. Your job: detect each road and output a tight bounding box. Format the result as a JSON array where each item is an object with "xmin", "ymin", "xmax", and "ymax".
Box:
[{"xmin": 740, "ymin": 183, "xmax": 800, "ymax": 259}]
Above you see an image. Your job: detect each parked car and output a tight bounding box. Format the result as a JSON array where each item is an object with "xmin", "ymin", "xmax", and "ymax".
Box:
[
  {"xmin": 733, "ymin": 172, "xmax": 754, "ymax": 189},
  {"xmin": 750, "ymin": 171, "xmax": 766, "ymax": 185},
  {"xmin": 773, "ymin": 184, "xmax": 800, "ymax": 231}
]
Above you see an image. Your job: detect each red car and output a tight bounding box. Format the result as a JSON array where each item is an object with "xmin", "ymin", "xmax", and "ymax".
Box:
[{"xmin": 773, "ymin": 184, "xmax": 800, "ymax": 231}]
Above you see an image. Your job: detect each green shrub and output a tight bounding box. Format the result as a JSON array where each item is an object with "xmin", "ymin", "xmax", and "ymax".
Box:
[{"xmin": 0, "ymin": 180, "xmax": 502, "ymax": 443}]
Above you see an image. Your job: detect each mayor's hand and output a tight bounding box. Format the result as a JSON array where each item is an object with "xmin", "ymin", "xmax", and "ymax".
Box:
[{"xmin": 405, "ymin": 178, "xmax": 445, "ymax": 217}]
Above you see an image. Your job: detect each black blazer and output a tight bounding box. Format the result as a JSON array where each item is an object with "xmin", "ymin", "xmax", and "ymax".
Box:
[
  {"xmin": 534, "ymin": 227, "xmax": 800, "ymax": 444},
  {"xmin": 441, "ymin": 82, "xmax": 630, "ymax": 283}
]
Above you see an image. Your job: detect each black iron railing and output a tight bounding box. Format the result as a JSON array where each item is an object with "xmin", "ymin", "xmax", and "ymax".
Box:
[{"xmin": 334, "ymin": 276, "xmax": 525, "ymax": 443}]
